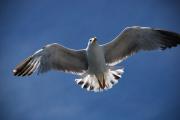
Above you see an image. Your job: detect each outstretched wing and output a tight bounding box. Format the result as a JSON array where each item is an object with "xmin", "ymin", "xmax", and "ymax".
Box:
[
  {"xmin": 13, "ymin": 43, "xmax": 88, "ymax": 76},
  {"xmin": 102, "ymin": 26, "xmax": 180, "ymax": 66}
]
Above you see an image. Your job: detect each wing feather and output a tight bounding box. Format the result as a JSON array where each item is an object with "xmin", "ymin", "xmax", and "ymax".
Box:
[
  {"xmin": 13, "ymin": 43, "xmax": 88, "ymax": 76},
  {"xmin": 102, "ymin": 26, "xmax": 180, "ymax": 66}
]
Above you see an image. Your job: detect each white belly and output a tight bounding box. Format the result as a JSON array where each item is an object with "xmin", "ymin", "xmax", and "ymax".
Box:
[{"xmin": 87, "ymin": 45, "xmax": 106, "ymax": 74}]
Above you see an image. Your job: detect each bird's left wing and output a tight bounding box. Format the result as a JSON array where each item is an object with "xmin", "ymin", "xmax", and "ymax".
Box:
[
  {"xmin": 13, "ymin": 43, "xmax": 88, "ymax": 76},
  {"xmin": 102, "ymin": 26, "xmax": 180, "ymax": 66}
]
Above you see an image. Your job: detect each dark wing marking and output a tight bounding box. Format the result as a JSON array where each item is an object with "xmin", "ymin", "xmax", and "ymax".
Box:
[{"xmin": 13, "ymin": 43, "xmax": 88, "ymax": 76}]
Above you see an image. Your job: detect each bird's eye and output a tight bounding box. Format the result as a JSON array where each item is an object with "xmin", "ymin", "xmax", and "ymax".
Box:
[{"xmin": 90, "ymin": 40, "xmax": 92, "ymax": 42}]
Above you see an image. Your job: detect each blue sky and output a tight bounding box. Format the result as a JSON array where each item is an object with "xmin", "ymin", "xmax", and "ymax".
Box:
[{"xmin": 0, "ymin": 0, "xmax": 180, "ymax": 120}]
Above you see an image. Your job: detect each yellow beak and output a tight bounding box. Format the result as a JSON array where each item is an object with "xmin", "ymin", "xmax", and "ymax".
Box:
[{"xmin": 92, "ymin": 37, "xmax": 97, "ymax": 43}]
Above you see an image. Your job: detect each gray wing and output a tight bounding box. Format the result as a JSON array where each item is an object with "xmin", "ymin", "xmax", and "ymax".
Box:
[
  {"xmin": 102, "ymin": 26, "xmax": 180, "ymax": 66},
  {"xmin": 13, "ymin": 43, "xmax": 88, "ymax": 76}
]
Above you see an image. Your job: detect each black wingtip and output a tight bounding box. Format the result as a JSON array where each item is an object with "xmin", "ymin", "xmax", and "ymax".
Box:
[
  {"xmin": 13, "ymin": 69, "xmax": 17, "ymax": 76},
  {"xmin": 156, "ymin": 29, "xmax": 180, "ymax": 50},
  {"xmin": 13, "ymin": 56, "xmax": 33, "ymax": 76}
]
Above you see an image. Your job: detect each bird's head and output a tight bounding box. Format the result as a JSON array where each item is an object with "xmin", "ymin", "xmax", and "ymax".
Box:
[
  {"xmin": 89, "ymin": 37, "xmax": 97, "ymax": 45},
  {"xmin": 87, "ymin": 37, "xmax": 99, "ymax": 50}
]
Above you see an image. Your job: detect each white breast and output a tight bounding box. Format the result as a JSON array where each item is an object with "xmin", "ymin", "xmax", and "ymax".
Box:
[{"xmin": 87, "ymin": 44, "xmax": 106, "ymax": 74}]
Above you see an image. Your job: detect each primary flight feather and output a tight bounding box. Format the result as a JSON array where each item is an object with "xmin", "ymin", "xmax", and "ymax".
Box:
[{"xmin": 13, "ymin": 26, "xmax": 180, "ymax": 92}]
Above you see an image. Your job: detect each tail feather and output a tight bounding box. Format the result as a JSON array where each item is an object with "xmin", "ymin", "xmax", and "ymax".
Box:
[
  {"xmin": 75, "ymin": 68, "xmax": 124, "ymax": 92},
  {"xmin": 96, "ymin": 74, "xmax": 106, "ymax": 89}
]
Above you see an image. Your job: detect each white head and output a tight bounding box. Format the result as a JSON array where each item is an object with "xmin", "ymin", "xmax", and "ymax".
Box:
[
  {"xmin": 86, "ymin": 37, "xmax": 99, "ymax": 50},
  {"xmin": 88, "ymin": 37, "xmax": 97, "ymax": 45}
]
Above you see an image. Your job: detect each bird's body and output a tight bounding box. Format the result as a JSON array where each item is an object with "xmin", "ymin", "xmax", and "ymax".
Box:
[
  {"xmin": 80, "ymin": 38, "xmax": 123, "ymax": 90},
  {"xmin": 86, "ymin": 39, "xmax": 106, "ymax": 75},
  {"xmin": 13, "ymin": 26, "xmax": 180, "ymax": 92},
  {"xmin": 86, "ymin": 40, "xmax": 107, "ymax": 88}
]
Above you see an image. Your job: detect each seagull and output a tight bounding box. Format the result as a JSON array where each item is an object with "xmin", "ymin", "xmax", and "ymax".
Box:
[{"xmin": 13, "ymin": 26, "xmax": 180, "ymax": 92}]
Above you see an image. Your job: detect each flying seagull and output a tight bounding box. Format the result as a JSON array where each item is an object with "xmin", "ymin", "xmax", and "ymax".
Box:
[{"xmin": 13, "ymin": 26, "xmax": 180, "ymax": 92}]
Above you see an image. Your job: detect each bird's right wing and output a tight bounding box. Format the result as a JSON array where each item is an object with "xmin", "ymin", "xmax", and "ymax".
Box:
[
  {"xmin": 102, "ymin": 26, "xmax": 180, "ymax": 66},
  {"xmin": 13, "ymin": 43, "xmax": 88, "ymax": 76}
]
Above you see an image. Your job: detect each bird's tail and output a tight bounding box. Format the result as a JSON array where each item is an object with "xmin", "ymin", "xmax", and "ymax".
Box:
[{"xmin": 75, "ymin": 68, "xmax": 124, "ymax": 92}]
